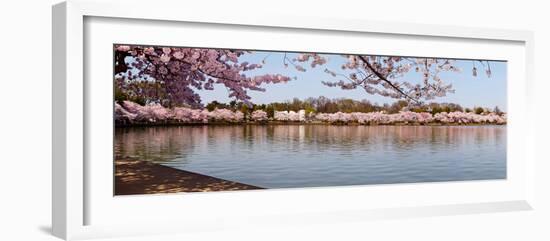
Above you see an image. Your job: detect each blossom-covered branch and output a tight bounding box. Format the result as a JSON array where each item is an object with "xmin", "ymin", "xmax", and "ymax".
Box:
[
  {"xmin": 290, "ymin": 53, "xmax": 493, "ymax": 103},
  {"xmin": 115, "ymin": 45, "xmax": 292, "ymax": 108}
]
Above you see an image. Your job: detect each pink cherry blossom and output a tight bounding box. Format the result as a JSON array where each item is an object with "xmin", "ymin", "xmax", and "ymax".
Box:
[
  {"xmin": 314, "ymin": 56, "xmax": 490, "ymax": 103},
  {"xmin": 115, "ymin": 45, "xmax": 292, "ymax": 108},
  {"xmin": 115, "ymin": 100, "xmax": 507, "ymax": 126},
  {"xmin": 250, "ymin": 110, "xmax": 268, "ymax": 121}
]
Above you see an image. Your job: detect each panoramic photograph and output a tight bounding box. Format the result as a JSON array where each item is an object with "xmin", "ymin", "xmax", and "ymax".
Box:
[{"xmin": 113, "ymin": 44, "xmax": 507, "ymax": 195}]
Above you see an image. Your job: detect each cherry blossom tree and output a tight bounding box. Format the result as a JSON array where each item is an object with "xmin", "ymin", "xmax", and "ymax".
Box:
[
  {"xmin": 250, "ymin": 110, "xmax": 268, "ymax": 121},
  {"xmin": 291, "ymin": 54, "xmax": 493, "ymax": 103},
  {"xmin": 115, "ymin": 45, "xmax": 292, "ymax": 108},
  {"xmin": 208, "ymin": 108, "xmax": 244, "ymax": 122},
  {"xmin": 312, "ymin": 110, "xmax": 504, "ymax": 125},
  {"xmin": 116, "ymin": 45, "xmax": 494, "ymax": 109}
]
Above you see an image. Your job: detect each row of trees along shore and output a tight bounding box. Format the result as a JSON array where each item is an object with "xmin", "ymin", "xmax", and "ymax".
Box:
[{"xmin": 115, "ymin": 97, "xmax": 506, "ymax": 126}]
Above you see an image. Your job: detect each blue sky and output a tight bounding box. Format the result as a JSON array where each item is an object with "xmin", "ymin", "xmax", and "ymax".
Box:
[{"xmin": 196, "ymin": 50, "xmax": 507, "ymax": 111}]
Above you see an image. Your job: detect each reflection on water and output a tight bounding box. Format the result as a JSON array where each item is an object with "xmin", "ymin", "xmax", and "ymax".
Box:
[{"xmin": 115, "ymin": 125, "xmax": 506, "ymax": 188}]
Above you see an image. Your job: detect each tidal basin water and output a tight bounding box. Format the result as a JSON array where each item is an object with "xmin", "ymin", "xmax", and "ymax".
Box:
[{"xmin": 115, "ymin": 125, "xmax": 506, "ymax": 188}]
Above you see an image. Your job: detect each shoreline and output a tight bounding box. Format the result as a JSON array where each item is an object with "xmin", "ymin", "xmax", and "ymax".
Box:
[
  {"xmin": 115, "ymin": 159, "xmax": 263, "ymax": 195},
  {"xmin": 115, "ymin": 122, "xmax": 507, "ymax": 128}
]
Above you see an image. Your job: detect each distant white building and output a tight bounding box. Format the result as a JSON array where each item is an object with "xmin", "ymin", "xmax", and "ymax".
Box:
[
  {"xmin": 274, "ymin": 110, "xmax": 288, "ymax": 121},
  {"xmin": 274, "ymin": 110, "xmax": 306, "ymax": 122},
  {"xmin": 298, "ymin": 110, "xmax": 306, "ymax": 121}
]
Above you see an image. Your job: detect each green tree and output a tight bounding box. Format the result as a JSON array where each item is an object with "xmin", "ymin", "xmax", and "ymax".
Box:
[
  {"xmin": 229, "ymin": 100, "xmax": 237, "ymax": 110},
  {"xmin": 239, "ymin": 103, "xmax": 250, "ymax": 120},
  {"xmin": 388, "ymin": 100, "xmax": 408, "ymax": 114},
  {"xmin": 265, "ymin": 104, "xmax": 275, "ymax": 118},
  {"xmin": 474, "ymin": 107, "xmax": 484, "ymax": 115},
  {"xmin": 206, "ymin": 101, "xmax": 220, "ymax": 111}
]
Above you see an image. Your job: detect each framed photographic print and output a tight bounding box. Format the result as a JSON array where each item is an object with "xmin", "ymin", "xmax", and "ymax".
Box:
[
  {"xmin": 113, "ymin": 45, "xmax": 508, "ymax": 195},
  {"xmin": 52, "ymin": 0, "xmax": 536, "ymax": 240}
]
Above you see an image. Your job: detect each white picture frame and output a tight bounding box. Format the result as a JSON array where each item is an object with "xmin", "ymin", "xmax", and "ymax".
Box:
[{"xmin": 52, "ymin": 0, "xmax": 536, "ymax": 240}]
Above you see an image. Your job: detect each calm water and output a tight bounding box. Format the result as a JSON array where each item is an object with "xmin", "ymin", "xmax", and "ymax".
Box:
[{"xmin": 115, "ymin": 125, "xmax": 506, "ymax": 188}]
